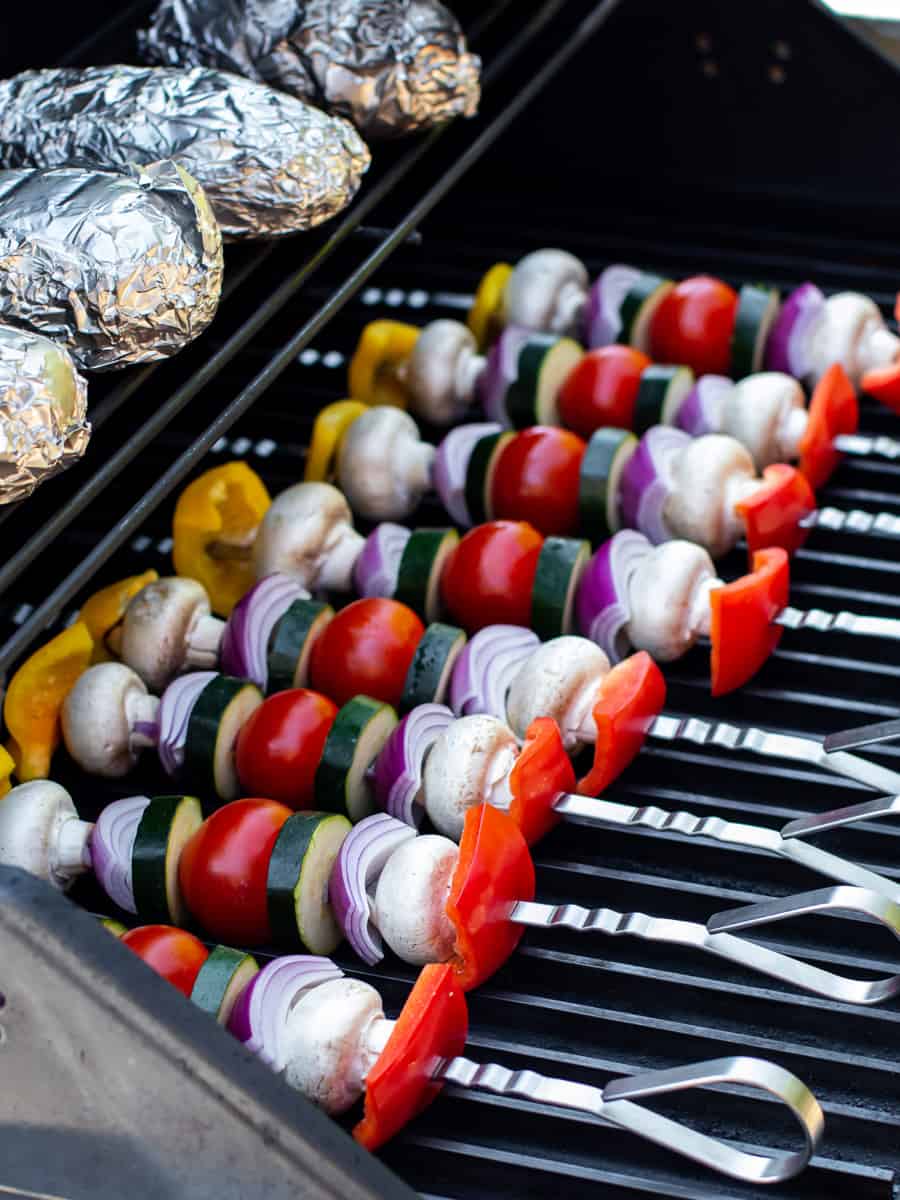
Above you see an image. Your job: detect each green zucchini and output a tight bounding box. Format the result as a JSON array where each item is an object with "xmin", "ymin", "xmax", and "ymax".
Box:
[
  {"xmin": 132, "ymin": 793, "xmax": 204, "ymax": 925},
  {"xmin": 190, "ymin": 945, "xmax": 259, "ymax": 1025},
  {"xmin": 314, "ymin": 696, "xmax": 397, "ymax": 822},
  {"xmin": 531, "ymin": 536, "xmax": 591, "ymax": 639},
  {"xmin": 267, "ymin": 811, "xmax": 350, "ymax": 952},
  {"xmin": 464, "ymin": 430, "xmax": 514, "ymax": 526},
  {"xmin": 633, "ymin": 365, "xmax": 695, "ymax": 435},
  {"xmin": 401, "ymin": 622, "xmax": 467, "ymax": 712},
  {"xmin": 504, "ymin": 334, "xmax": 583, "ymax": 428},
  {"xmin": 184, "ymin": 675, "xmax": 263, "ymax": 803},
  {"xmin": 617, "ymin": 273, "xmax": 674, "ymax": 353},
  {"xmin": 395, "ymin": 528, "xmax": 459, "ymax": 622},
  {"xmin": 578, "ymin": 427, "xmax": 637, "ymax": 543},
  {"xmin": 100, "ymin": 917, "xmax": 127, "ymax": 937},
  {"xmin": 731, "ymin": 284, "xmax": 781, "ymax": 378},
  {"xmin": 267, "ymin": 598, "xmax": 333, "ymax": 694}
]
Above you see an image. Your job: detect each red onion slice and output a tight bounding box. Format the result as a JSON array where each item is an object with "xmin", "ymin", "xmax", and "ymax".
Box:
[
  {"xmin": 353, "ymin": 523, "xmax": 411, "ymax": 598},
  {"xmin": 479, "ymin": 326, "xmax": 534, "ymax": 424},
  {"xmin": 157, "ymin": 670, "xmax": 217, "ymax": 777},
  {"xmin": 433, "ymin": 423, "xmax": 502, "ymax": 527},
  {"xmin": 373, "ymin": 704, "xmax": 455, "ymax": 828},
  {"xmin": 89, "ymin": 795, "xmax": 150, "ymax": 914},
  {"xmin": 764, "ymin": 283, "xmax": 825, "ymax": 380},
  {"xmin": 328, "ymin": 813, "xmax": 418, "ymax": 965},
  {"xmin": 618, "ymin": 426, "xmax": 690, "ymax": 543},
  {"xmin": 583, "ymin": 265, "xmax": 643, "ymax": 346},
  {"xmin": 576, "ymin": 531, "xmax": 652, "ymax": 662},
  {"xmin": 449, "ymin": 623, "xmax": 539, "ymax": 720},
  {"xmin": 674, "ymin": 375, "xmax": 734, "ymax": 437},
  {"xmin": 227, "ymin": 955, "xmax": 343, "ymax": 1071},
  {"xmin": 220, "ymin": 573, "xmax": 309, "ymax": 687}
]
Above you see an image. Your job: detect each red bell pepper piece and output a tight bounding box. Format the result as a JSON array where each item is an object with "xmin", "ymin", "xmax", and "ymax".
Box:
[
  {"xmin": 798, "ymin": 363, "xmax": 858, "ymax": 491},
  {"xmin": 507, "ymin": 717, "xmax": 575, "ymax": 846},
  {"xmin": 734, "ymin": 463, "xmax": 815, "ymax": 556},
  {"xmin": 354, "ymin": 964, "xmax": 468, "ymax": 1151},
  {"xmin": 861, "ymin": 361, "xmax": 900, "ymax": 415},
  {"xmin": 577, "ymin": 652, "xmax": 666, "ymax": 796},
  {"xmin": 446, "ymin": 803, "xmax": 535, "ymax": 991},
  {"xmin": 709, "ymin": 547, "xmax": 789, "ymax": 696}
]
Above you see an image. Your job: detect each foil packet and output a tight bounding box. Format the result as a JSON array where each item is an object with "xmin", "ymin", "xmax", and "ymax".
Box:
[
  {"xmin": 0, "ymin": 162, "xmax": 223, "ymax": 371},
  {"xmin": 0, "ymin": 323, "xmax": 90, "ymax": 503},
  {"xmin": 139, "ymin": 0, "xmax": 481, "ymax": 139},
  {"xmin": 0, "ymin": 65, "xmax": 370, "ymax": 240}
]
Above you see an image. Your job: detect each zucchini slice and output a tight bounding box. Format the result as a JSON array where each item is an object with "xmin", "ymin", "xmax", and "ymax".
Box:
[
  {"xmin": 132, "ymin": 793, "xmax": 203, "ymax": 925},
  {"xmin": 190, "ymin": 945, "xmax": 259, "ymax": 1026},
  {"xmin": 633, "ymin": 365, "xmax": 695, "ymax": 435},
  {"xmin": 617, "ymin": 273, "xmax": 674, "ymax": 353},
  {"xmin": 731, "ymin": 284, "xmax": 781, "ymax": 379},
  {"xmin": 314, "ymin": 696, "xmax": 398, "ymax": 822},
  {"xmin": 184, "ymin": 676, "xmax": 263, "ymax": 803},
  {"xmin": 578, "ymin": 427, "xmax": 637, "ymax": 543},
  {"xmin": 531, "ymin": 536, "xmax": 592, "ymax": 639},
  {"xmin": 395, "ymin": 528, "xmax": 459, "ymax": 622},
  {"xmin": 267, "ymin": 598, "xmax": 333, "ymax": 694},
  {"xmin": 465, "ymin": 430, "xmax": 515, "ymax": 526},
  {"xmin": 504, "ymin": 334, "xmax": 583, "ymax": 428},
  {"xmin": 267, "ymin": 811, "xmax": 350, "ymax": 952},
  {"xmin": 100, "ymin": 917, "xmax": 127, "ymax": 937},
  {"xmin": 401, "ymin": 622, "xmax": 467, "ymax": 712}
]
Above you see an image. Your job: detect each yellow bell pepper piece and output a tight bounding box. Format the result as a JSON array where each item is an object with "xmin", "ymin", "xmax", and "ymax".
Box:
[
  {"xmin": 78, "ymin": 569, "xmax": 159, "ymax": 662},
  {"xmin": 348, "ymin": 320, "xmax": 420, "ymax": 408},
  {"xmin": 304, "ymin": 400, "xmax": 369, "ymax": 483},
  {"xmin": 0, "ymin": 744, "xmax": 14, "ymax": 797},
  {"xmin": 4, "ymin": 620, "xmax": 94, "ymax": 782},
  {"xmin": 468, "ymin": 262, "xmax": 513, "ymax": 350},
  {"xmin": 173, "ymin": 462, "xmax": 271, "ymax": 618}
]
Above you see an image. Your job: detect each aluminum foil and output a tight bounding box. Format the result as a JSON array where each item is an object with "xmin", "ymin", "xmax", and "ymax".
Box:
[
  {"xmin": 0, "ymin": 65, "xmax": 370, "ymax": 240},
  {"xmin": 0, "ymin": 323, "xmax": 90, "ymax": 502},
  {"xmin": 139, "ymin": 0, "xmax": 481, "ymax": 138},
  {"xmin": 0, "ymin": 162, "xmax": 223, "ymax": 371}
]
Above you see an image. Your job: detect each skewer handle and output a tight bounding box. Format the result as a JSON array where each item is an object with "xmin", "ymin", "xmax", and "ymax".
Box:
[
  {"xmin": 775, "ymin": 606, "xmax": 900, "ymax": 641},
  {"xmin": 802, "ymin": 506, "xmax": 900, "ymax": 538},
  {"xmin": 834, "ymin": 432, "xmax": 900, "ymax": 460},
  {"xmin": 783, "ymin": 793, "xmax": 900, "ymax": 838}
]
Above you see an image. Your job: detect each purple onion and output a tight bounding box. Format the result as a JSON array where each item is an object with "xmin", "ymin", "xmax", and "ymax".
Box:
[
  {"xmin": 675, "ymin": 375, "xmax": 735, "ymax": 437},
  {"xmin": 373, "ymin": 704, "xmax": 455, "ymax": 827},
  {"xmin": 576, "ymin": 531, "xmax": 652, "ymax": 662},
  {"xmin": 479, "ymin": 326, "xmax": 534, "ymax": 423},
  {"xmin": 434, "ymin": 422, "xmax": 502, "ymax": 528},
  {"xmin": 353, "ymin": 523, "xmax": 411, "ymax": 598},
  {"xmin": 89, "ymin": 795, "xmax": 150, "ymax": 913},
  {"xmin": 618, "ymin": 426, "xmax": 690, "ymax": 543},
  {"xmin": 220, "ymin": 574, "xmax": 308, "ymax": 687},
  {"xmin": 328, "ymin": 814, "xmax": 418, "ymax": 965},
  {"xmin": 156, "ymin": 671, "xmax": 217, "ymax": 777},
  {"xmin": 227, "ymin": 956, "xmax": 343, "ymax": 1071},
  {"xmin": 583, "ymin": 264, "xmax": 643, "ymax": 347},
  {"xmin": 449, "ymin": 624, "xmax": 539, "ymax": 720},
  {"xmin": 764, "ymin": 282, "xmax": 825, "ymax": 379}
]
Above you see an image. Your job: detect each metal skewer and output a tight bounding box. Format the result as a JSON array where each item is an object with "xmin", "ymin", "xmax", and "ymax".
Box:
[{"xmin": 800, "ymin": 506, "xmax": 900, "ymax": 538}]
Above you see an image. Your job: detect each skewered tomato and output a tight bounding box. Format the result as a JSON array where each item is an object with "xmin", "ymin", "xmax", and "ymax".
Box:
[
  {"xmin": 179, "ymin": 798, "xmax": 291, "ymax": 944},
  {"xmin": 121, "ymin": 925, "xmax": 209, "ymax": 996},
  {"xmin": 491, "ymin": 427, "xmax": 585, "ymax": 535},
  {"xmin": 441, "ymin": 520, "xmax": 543, "ymax": 632},
  {"xmin": 649, "ymin": 275, "xmax": 738, "ymax": 376},
  {"xmin": 309, "ymin": 598, "xmax": 424, "ymax": 708},
  {"xmin": 236, "ymin": 689, "xmax": 338, "ymax": 809},
  {"xmin": 558, "ymin": 345, "xmax": 651, "ymax": 436}
]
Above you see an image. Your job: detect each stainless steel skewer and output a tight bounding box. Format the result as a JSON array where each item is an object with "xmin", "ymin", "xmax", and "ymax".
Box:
[
  {"xmin": 800, "ymin": 506, "xmax": 900, "ymax": 538},
  {"xmin": 774, "ymin": 605, "xmax": 900, "ymax": 640}
]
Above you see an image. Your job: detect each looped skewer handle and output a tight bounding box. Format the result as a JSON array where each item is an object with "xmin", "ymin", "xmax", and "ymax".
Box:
[{"xmin": 439, "ymin": 1054, "xmax": 823, "ymax": 1184}]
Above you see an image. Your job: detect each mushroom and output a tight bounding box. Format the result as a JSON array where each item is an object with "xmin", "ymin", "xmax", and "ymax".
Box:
[
  {"xmin": 503, "ymin": 249, "xmax": 589, "ymax": 336},
  {"xmin": 664, "ymin": 434, "xmax": 756, "ymax": 558},
  {"xmin": 721, "ymin": 373, "xmax": 807, "ymax": 469},
  {"xmin": 336, "ymin": 407, "xmax": 436, "ymax": 521},
  {"xmin": 807, "ymin": 293, "xmax": 900, "ymax": 385},
  {"xmin": 373, "ymin": 834, "xmax": 459, "ymax": 964},
  {"xmin": 62, "ymin": 663, "xmax": 159, "ymax": 778},
  {"xmin": 404, "ymin": 319, "xmax": 483, "ymax": 425},
  {"xmin": 423, "ymin": 714, "xmax": 519, "ymax": 840},
  {"xmin": 626, "ymin": 540, "xmax": 719, "ymax": 661},
  {"xmin": 253, "ymin": 481, "xmax": 365, "ymax": 593},
  {"xmin": 506, "ymin": 637, "xmax": 611, "ymax": 752},
  {"xmin": 118, "ymin": 577, "xmax": 225, "ymax": 693},
  {"xmin": 0, "ymin": 780, "xmax": 92, "ymax": 891},
  {"xmin": 282, "ymin": 977, "xmax": 385, "ymax": 1115}
]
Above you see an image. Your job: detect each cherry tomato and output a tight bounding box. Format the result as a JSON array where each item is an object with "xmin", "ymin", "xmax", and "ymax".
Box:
[
  {"xmin": 558, "ymin": 346, "xmax": 651, "ymax": 436},
  {"xmin": 179, "ymin": 798, "xmax": 291, "ymax": 944},
  {"xmin": 121, "ymin": 925, "xmax": 209, "ymax": 996},
  {"xmin": 309, "ymin": 598, "xmax": 424, "ymax": 708},
  {"xmin": 236, "ymin": 688, "xmax": 338, "ymax": 809},
  {"xmin": 441, "ymin": 520, "xmax": 543, "ymax": 632},
  {"xmin": 649, "ymin": 275, "xmax": 738, "ymax": 376},
  {"xmin": 491, "ymin": 427, "xmax": 585, "ymax": 535}
]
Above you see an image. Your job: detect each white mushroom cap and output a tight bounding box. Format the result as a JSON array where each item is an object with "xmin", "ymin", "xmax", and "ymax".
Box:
[
  {"xmin": 504, "ymin": 249, "xmax": 589, "ymax": 335},
  {"xmin": 0, "ymin": 780, "xmax": 92, "ymax": 890},
  {"xmin": 253, "ymin": 481, "xmax": 365, "ymax": 593},
  {"xmin": 664, "ymin": 434, "xmax": 756, "ymax": 558},
  {"xmin": 422, "ymin": 714, "xmax": 518, "ymax": 840},
  {"xmin": 808, "ymin": 292, "xmax": 899, "ymax": 384},
  {"xmin": 506, "ymin": 637, "xmax": 610, "ymax": 752},
  {"xmin": 626, "ymin": 540, "xmax": 717, "ymax": 661},
  {"xmin": 405, "ymin": 320, "xmax": 482, "ymax": 425},
  {"xmin": 282, "ymin": 977, "xmax": 385, "ymax": 1115},
  {"xmin": 337, "ymin": 407, "xmax": 436, "ymax": 521},
  {"xmin": 721, "ymin": 373, "xmax": 806, "ymax": 468},
  {"xmin": 62, "ymin": 662, "xmax": 157, "ymax": 777},
  {"xmin": 373, "ymin": 834, "xmax": 459, "ymax": 964},
  {"xmin": 120, "ymin": 577, "xmax": 222, "ymax": 693}
]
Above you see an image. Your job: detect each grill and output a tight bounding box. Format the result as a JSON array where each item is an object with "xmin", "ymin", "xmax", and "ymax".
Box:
[{"xmin": 3, "ymin": 2, "xmax": 900, "ymax": 1198}]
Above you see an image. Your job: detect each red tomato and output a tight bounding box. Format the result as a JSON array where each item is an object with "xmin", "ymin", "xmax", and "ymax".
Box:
[
  {"xmin": 649, "ymin": 275, "xmax": 739, "ymax": 376},
  {"xmin": 236, "ymin": 688, "xmax": 338, "ymax": 809},
  {"xmin": 309, "ymin": 598, "xmax": 424, "ymax": 708},
  {"xmin": 441, "ymin": 520, "xmax": 543, "ymax": 633},
  {"xmin": 558, "ymin": 345, "xmax": 651, "ymax": 436},
  {"xmin": 121, "ymin": 925, "xmax": 209, "ymax": 996},
  {"xmin": 491, "ymin": 427, "xmax": 585, "ymax": 535},
  {"xmin": 179, "ymin": 798, "xmax": 291, "ymax": 944}
]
